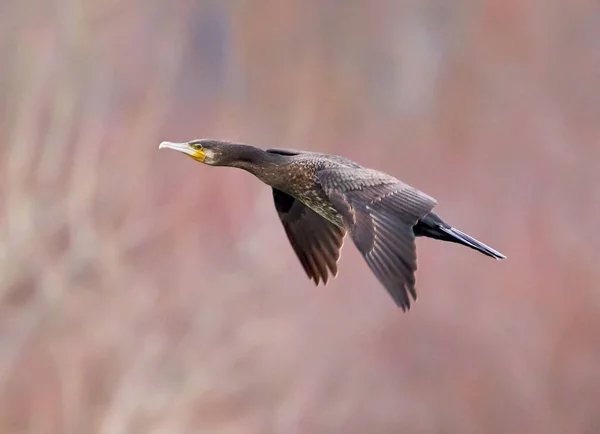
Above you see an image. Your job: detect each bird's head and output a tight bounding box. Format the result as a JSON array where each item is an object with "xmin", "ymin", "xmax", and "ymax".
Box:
[{"xmin": 158, "ymin": 139, "xmax": 235, "ymax": 165}]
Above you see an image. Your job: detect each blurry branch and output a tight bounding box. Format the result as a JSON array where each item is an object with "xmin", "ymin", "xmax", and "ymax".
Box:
[
  {"xmin": 65, "ymin": 71, "xmax": 113, "ymax": 287},
  {"xmin": 98, "ymin": 335, "xmax": 166, "ymax": 434},
  {"xmin": 116, "ymin": 12, "xmax": 189, "ymax": 252},
  {"xmin": 232, "ymin": 187, "xmax": 287, "ymax": 276},
  {"xmin": 2, "ymin": 30, "xmax": 50, "ymax": 280},
  {"xmin": 36, "ymin": 1, "xmax": 82, "ymax": 187},
  {"xmin": 0, "ymin": 0, "xmax": 85, "ymax": 387},
  {"xmin": 120, "ymin": 198, "xmax": 198, "ymax": 253}
]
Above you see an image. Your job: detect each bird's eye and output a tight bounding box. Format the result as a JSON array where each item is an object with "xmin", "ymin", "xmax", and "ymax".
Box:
[{"xmin": 190, "ymin": 143, "xmax": 203, "ymax": 150}]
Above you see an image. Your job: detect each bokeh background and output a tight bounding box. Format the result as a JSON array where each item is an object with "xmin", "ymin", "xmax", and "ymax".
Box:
[{"xmin": 1, "ymin": 1, "xmax": 599, "ymax": 433}]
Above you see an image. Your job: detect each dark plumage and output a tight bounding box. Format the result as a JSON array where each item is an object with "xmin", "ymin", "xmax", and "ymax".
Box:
[{"xmin": 159, "ymin": 139, "xmax": 506, "ymax": 311}]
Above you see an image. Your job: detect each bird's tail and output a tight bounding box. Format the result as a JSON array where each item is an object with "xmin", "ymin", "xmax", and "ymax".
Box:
[{"xmin": 414, "ymin": 212, "xmax": 506, "ymax": 259}]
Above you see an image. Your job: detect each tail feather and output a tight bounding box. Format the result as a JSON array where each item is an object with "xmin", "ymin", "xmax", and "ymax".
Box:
[
  {"xmin": 414, "ymin": 212, "xmax": 506, "ymax": 259},
  {"xmin": 437, "ymin": 225, "xmax": 506, "ymax": 259}
]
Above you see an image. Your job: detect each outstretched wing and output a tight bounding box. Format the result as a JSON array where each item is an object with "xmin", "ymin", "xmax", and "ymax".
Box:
[
  {"xmin": 272, "ymin": 188, "xmax": 346, "ymax": 285},
  {"xmin": 318, "ymin": 168, "xmax": 437, "ymax": 310}
]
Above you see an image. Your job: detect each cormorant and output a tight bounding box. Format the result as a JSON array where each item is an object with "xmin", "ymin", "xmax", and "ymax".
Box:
[{"xmin": 159, "ymin": 139, "xmax": 505, "ymax": 311}]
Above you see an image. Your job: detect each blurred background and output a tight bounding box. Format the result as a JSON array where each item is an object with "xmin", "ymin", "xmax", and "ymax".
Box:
[{"xmin": 1, "ymin": 1, "xmax": 599, "ymax": 433}]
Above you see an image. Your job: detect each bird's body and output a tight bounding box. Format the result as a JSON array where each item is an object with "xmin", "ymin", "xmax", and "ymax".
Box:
[
  {"xmin": 264, "ymin": 150, "xmax": 360, "ymax": 227},
  {"xmin": 159, "ymin": 139, "xmax": 505, "ymax": 310}
]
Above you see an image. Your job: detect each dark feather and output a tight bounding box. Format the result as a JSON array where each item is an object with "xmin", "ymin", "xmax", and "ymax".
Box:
[
  {"xmin": 415, "ymin": 212, "xmax": 506, "ymax": 259},
  {"xmin": 273, "ymin": 188, "xmax": 346, "ymax": 285},
  {"xmin": 266, "ymin": 148, "xmax": 303, "ymax": 156},
  {"xmin": 319, "ymin": 168, "xmax": 437, "ymax": 310}
]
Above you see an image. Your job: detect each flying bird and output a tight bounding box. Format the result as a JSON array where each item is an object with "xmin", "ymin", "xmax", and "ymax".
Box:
[{"xmin": 159, "ymin": 139, "xmax": 505, "ymax": 311}]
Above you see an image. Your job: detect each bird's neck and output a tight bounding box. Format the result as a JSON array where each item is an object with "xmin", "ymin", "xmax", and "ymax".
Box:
[{"xmin": 225, "ymin": 145, "xmax": 286, "ymax": 185}]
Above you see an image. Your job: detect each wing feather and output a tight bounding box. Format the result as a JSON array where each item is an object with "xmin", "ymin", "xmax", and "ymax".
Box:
[
  {"xmin": 273, "ymin": 188, "xmax": 346, "ymax": 285},
  {"xmin": 318, "ymin": 168, "xmax": 437, "ymax": 310}
]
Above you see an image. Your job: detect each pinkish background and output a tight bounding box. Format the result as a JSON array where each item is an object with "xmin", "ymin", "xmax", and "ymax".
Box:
[{"xmin": 1, "ymin": 1, "xmax": 599, "ymax": 433}]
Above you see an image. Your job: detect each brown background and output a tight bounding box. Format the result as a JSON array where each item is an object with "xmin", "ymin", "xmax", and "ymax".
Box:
[{"xmin": 1, "ymin": 1, "xmax": 599, "ymax": 433}]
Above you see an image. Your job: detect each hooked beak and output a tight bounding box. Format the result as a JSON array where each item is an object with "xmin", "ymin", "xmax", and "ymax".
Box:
[{"xmin": 159, "ymin": 141, "xmax": 206, "ymax": 162}]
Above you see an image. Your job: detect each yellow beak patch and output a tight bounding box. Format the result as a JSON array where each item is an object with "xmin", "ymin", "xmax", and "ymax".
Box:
[{"xmin": 159, "ymin": 141, "xmax": 205, "ymax": 162}]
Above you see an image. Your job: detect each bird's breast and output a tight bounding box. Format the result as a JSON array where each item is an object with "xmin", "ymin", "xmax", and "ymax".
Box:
[{"xmin": 271, "ymin": 159, "xmax": 346, "ymax": 227}]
